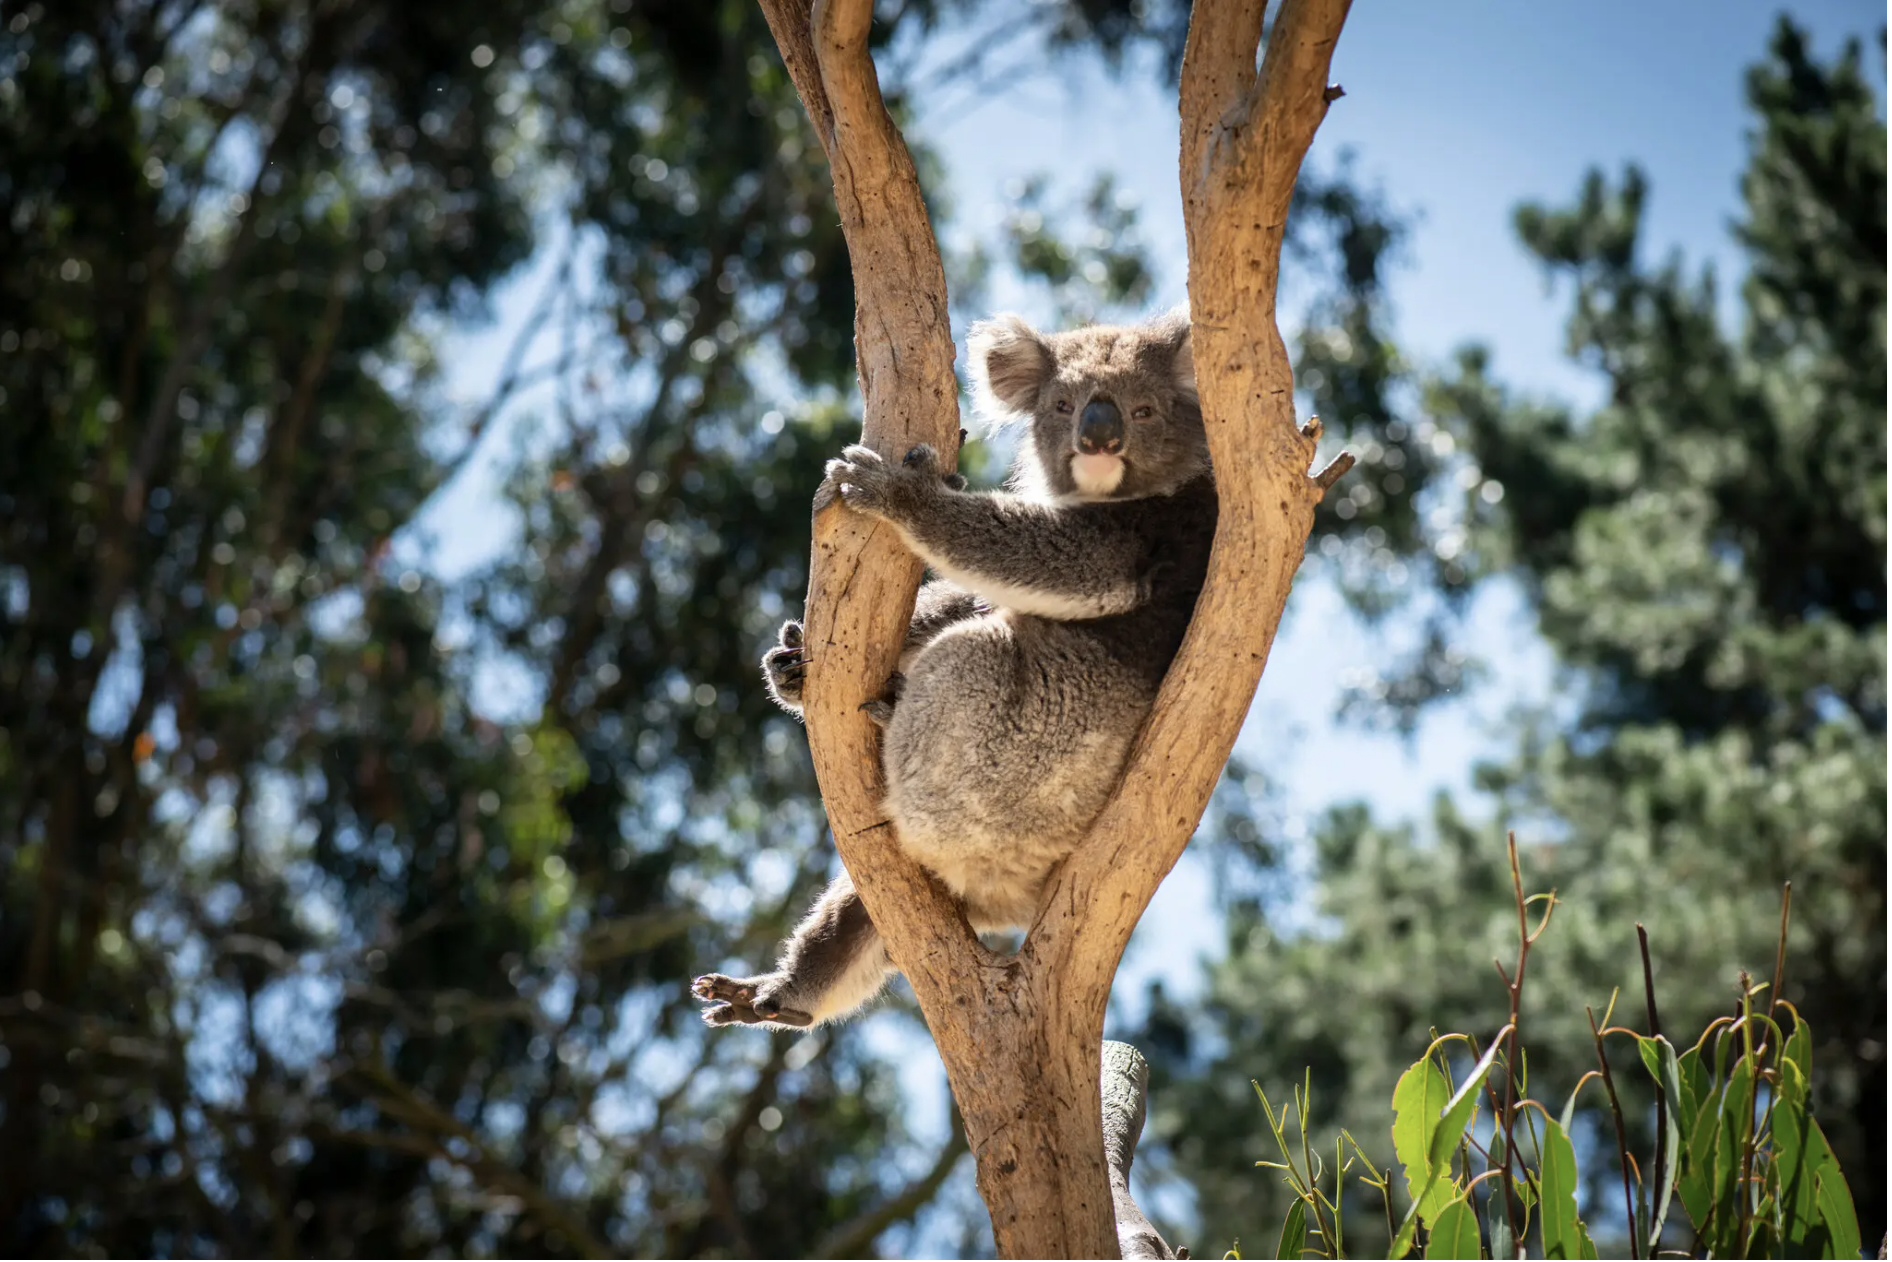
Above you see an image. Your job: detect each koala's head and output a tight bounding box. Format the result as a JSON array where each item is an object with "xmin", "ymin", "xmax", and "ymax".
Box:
[{"xmin": 967, "ymin": 309, "xmax": 1206, "ymax": 502}]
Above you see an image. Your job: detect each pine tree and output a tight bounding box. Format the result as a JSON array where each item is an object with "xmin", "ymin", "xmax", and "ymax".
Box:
[{"xmin": 1149, "ymin": 18, "xmax": 1885, "ymax": 1253}]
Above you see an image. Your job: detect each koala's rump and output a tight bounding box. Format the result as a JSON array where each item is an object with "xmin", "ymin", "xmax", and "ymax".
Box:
[{"xmin": 881, "ymin": 611, "xmax": 1150, "ymax": 930}]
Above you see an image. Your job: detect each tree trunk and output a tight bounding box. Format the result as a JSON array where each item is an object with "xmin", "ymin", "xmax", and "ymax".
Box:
[{"xmin": 755, "ymin": 0, "xmax": 1354, "ymax": 1254}]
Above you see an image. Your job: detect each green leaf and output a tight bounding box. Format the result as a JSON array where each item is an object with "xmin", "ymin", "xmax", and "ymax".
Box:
[
  {"xmin": 1539, "ymin": 1117, "xmax": 1584, "ymax": 1260},
  {"xmin": 1783, "ymin": 1017, "xmax": 1813, "ymax": 1091},
  {"xmin": 1274, "ymin": 1199, "xmax": 1306, "ymax": 1260},
  {"xmin": 1390, "ymin": 1035, "xmax": 1504, "ymax": 1258},
  {"xmin": 1634, "ymin": 1034, "xmax": 1685, "ymax": 1254},
  {"xmin": 1423, "ymin": 1194, "xmax": 1482, "ymax": 1260},
  {"xmin": 1486, "ymin": 1189, "xmax": 1515, "ymax": 1262},
  {"xmin": 1679, "ymin": 1094, "xmax": 1718, "ymax": 1237},
  {"xmin": 1392, "ymin": 1056, "xmax": 1456, "ymax": 1227},
  {"xmin": 1557, "ymin": 1076, "xmax": 1588, "ymax": 1136},
  {"xmin": 1711, "ymin": 1057, "xmax": 1756, "ymax": 1259},
  {"xmin": 1676, "ymin": 1045, "xmax": 1711, "ymax": 1136},
  {"xmin": 1774, "ymin": 1058, "xmax": 1824, "ymax": 1252},
  {"xmin": 1814, "ymin": 1168, "xmax": 1861, "ymax": 1260}
]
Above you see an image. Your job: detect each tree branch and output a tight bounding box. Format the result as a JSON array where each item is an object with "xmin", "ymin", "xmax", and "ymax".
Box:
[
  {"xmin": 756, "ymin": 0, "xmax": 992, "ymax": 1088},
  {"xmin": 1177, "ymin": 0, "xmax": 1266, "ymax": 183},
  {"xmin": 754, "ymin": 0, "xmax": 1351, "ymax": 1254},
  {"xmin": 1102, "ymin": 1042, "xmax": 1178, "ymax": 1260}
]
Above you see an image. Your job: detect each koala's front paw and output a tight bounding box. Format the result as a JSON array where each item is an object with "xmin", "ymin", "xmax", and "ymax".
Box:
[
  {"xmin": 762, "ymin": 620, "xmax": 806, "ymax": 711},
  {"xmin": 814, "ymin": 444, "xmax": 947, "ymax": 519},
  {"xmin": 692, "ymin": 973, "xmax": 814, "ymax": 1028}
]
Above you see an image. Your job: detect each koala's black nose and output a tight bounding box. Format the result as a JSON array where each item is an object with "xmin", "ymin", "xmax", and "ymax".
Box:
[{"xmin": 1077, "ymin": 399, "xmax": 1124, "ymax": 455}]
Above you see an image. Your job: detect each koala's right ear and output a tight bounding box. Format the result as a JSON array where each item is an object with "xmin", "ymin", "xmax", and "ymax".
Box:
[{"xmin": 967, "ymin": 315, "xmax": 1051, "ymax": 424}]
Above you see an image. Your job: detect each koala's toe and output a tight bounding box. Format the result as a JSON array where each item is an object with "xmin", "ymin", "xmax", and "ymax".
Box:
[
  {"xmin": 692, "ymin": 973, "xmax": 756, "ymax": 1005},
  {"xmin": 901, "ymin": 444, "xmax": 939, "ymax": 472},
  {"xmin": 780, "ymin": 620, "xmax": 804, "ymax": 649}
]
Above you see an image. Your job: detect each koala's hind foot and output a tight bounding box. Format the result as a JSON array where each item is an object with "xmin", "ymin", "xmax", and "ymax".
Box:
[
  {"xmin": 762, "ymin": 620, "xmax": 807, "ymax": 714},
  {"xmin": 694, "ymin": 873, "xmax": 893, "ymax": 1031},
  {"xmin": 858, "ymin": 672, "xmax": 906, "ymax": 728},
  {"xmin": 692, "ymin": 973, "xmax": 814, "ymax": 1028}
]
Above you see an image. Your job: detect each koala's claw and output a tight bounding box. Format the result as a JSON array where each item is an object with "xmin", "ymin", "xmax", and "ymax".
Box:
[
  {"xmin": 816, "ymin": 443, "xmax": 950, "ymax": 518},
  {"xmin": 816, "ymin": 444, "xmax": 890, "ymax": 515},
  {"xmin": 692, "ymin": 973, "xmax": 813, "ymax": 1028},
  {"xmin": 858, "ymin": 671, "xmax": 905, "ymax": 728},
  {"xmin": 763, "ymin": 619, "xmax": 807, "ymax": 705},
  {"xmin": 905, "ymin": 443, "xmax": 968, "ymax": 489}
]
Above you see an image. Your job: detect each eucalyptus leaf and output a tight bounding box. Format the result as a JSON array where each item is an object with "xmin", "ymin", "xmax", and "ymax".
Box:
[
  {"xmin": 1393, "ymin": 1056, "xmax": 1456, "ymax": 1227},
  {"xmin": 1538, "ymin": 1117, "xmax": 1583, "ymax": 1261},
  {"xmin": 1423, "ymin": 1194, "xmax": 1482, "ymax": 1260}
]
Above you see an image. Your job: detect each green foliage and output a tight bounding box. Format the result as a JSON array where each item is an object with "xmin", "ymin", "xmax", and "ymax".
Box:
[
  {"xmin": 1146, "ymin": 18, "xmax": 1884, "ymax": 1253},
  {"xmin": 1235, "ymin": 868, "xmax": 1863, "ymax": 1260}
]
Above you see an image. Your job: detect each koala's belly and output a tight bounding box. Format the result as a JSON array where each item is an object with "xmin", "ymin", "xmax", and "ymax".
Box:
[{"xmin": 880, "ymin": 612, "xmax": 1150, "ymax": 929}]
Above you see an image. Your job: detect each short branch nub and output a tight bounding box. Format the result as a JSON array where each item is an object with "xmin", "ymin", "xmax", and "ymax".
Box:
[{"xmin": 1312, "ymin": 451, "xmax": 1355, "ymax": 494}]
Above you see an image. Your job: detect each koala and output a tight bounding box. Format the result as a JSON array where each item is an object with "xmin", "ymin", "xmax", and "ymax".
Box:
[{"xmin": 694, "ymin": 309, "xmax": 1215, "ymax": 1029}]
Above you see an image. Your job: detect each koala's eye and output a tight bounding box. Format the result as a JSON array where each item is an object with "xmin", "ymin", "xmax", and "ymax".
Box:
[
  {"xmin": 1131, "ymin": 406, "xmax": 1154, "ymax": 420},
  {"xmin": 1054, "ymin": 399, "xmax": 1074, "ymax": 414}
]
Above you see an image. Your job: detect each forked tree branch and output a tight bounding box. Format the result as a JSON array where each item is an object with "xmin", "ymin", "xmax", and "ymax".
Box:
[
  {"xmin": 755, "ymin": 0, "xmax": 1352, "ymax": 1255},
  {"xmin": 754, "ymin": 0, "xmax": 987, "ymax": 1006}
]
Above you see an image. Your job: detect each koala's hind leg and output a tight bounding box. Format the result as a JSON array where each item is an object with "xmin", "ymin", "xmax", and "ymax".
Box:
[{"xmin": 693, "ymin": 872, "xmax": 892, "ymax": 1029}]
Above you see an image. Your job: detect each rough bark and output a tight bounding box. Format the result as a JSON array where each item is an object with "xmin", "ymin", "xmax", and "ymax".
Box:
[{"xmin": 755, "ymin": 0, "xmax": 1353, "ymax": 1254}]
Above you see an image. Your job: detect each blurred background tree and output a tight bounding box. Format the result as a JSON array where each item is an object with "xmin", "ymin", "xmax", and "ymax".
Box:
[
  {"xmin": 1143, "ymin": 18, "xmax": 1885, "ymax": 1255},
  {"xmin": 0, "ymin": 0, "xmax": 1179, "ymax": 1254},
  {"xmin": 1, "ymin": 1, "xmax": 1880, "ymax": 1258}
]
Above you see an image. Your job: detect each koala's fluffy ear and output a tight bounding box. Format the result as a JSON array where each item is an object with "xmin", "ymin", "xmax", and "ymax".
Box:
[
  {"xmin": 1155, "ymin": 304, "xmax": 1196, "ymax": 400},
  {"xmin": 967, "ymin": 315, "xmax": 1051, "ymax": 423}
]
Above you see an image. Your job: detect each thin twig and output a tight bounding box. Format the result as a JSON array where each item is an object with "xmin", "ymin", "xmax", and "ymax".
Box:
[
  {"xmin": 1636, "ymin": 923, "xmax": 1668, "ymax": 1255},
  {"xmin": 1733, "ymin": 972, "xmax": 1767, "ymax": 1254},
  {"xmin": 1497, "ymin": 832, "xmax": 1528, "ymax": 1259},
  {"xmin": 1769, "ymin": 882, "xmax": 1793, "ymax": 1018},
  {"xmin": 1587, "ymin": 1006, "xmax": 1641, "ymax": 1258}
]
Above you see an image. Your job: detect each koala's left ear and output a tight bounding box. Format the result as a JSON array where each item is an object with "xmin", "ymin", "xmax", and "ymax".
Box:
[
  {"xmin": 967, "ymin": 314, "xmax": 1053, "ymax": 426},
  {"xmin": 1156, "ymin": 305, "xmax": 1196, "ymax": 400}
]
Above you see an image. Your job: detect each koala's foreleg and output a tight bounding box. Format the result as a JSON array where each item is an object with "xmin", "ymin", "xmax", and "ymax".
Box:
[
  {"xmin": 820, "ymin": 444, "xmax": 1149, "ymax": 621},
  {"xmin": 693, "ymin": 872, "xmax": 893, "ymax": 1029}
]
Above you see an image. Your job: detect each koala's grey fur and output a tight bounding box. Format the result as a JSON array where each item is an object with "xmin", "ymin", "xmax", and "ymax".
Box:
[{"xmin": 694, "ymin": 310, "xmax": 1215, "ymax": 1030}]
